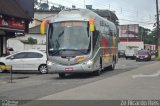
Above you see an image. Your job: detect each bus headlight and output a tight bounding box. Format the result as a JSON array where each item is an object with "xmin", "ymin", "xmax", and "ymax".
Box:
[
  {"xmin": 86, "ymin": 60, "xmax": 93, "ymax": 65},
  {"xmin": 47, "ymin": 61, "xmax": 55, "ymax": 66}
]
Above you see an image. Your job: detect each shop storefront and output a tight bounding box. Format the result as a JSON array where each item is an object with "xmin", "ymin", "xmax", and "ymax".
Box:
[
  {"xmin": 0, "ymin": 0, "xmax": 33, "ymax": 56},
  {"xmin": 0, "ymin": 16, "xmax": 26, "ymax": 56}
]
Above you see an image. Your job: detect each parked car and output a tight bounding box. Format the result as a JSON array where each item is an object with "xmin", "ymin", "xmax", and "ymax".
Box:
[
  {"xmin": 118, "ymin": 50, "xmax": 125, "ymax": 58},
  {"xmin": 135, "ymin": 50, "xmax": 151, "ymax": 62},
  {"xmin": 151, "ymin": 50, "xmax": 157, "ymax": 55},
  {"xmin": 0, "ymin": 50, "xmax": 47, "ymax": 74}
]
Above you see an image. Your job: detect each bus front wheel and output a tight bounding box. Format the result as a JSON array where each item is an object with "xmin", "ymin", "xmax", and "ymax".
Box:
[
  {"xmin": 93, "ymin": 57, "xmax": 102, "ymax": 76},
  {"xmin": 59, "ymin": 73, "xmax": 65, "ymax": 78}
]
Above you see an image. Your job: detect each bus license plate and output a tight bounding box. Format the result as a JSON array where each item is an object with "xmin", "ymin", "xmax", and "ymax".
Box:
[{"xmin": 65, "ymin": 67, "xmax": 73, "ymax": 72}]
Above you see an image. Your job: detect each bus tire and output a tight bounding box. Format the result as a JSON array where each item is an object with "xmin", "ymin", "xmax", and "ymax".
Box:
[
  {"xmin": 93, "ymin": 57, "xmax": 102, "ymax": 76},
  {"xmin": 93, "ymin": 69, "xmax": 101, "ymax": 76},
  {"xmin": 59, "ymin": 73, "xmax": 65, "ymax": 78}
]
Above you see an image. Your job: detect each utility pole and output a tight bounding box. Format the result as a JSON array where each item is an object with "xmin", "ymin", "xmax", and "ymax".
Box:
[
  {"xmin": 84, "ymin": 0, "xmax": 85, "ymax": 9},
  {"xmin": 156, "ymin": 0, "xmax": 159, "ymax": 57},
  {"xmin": 127, "ymin": 25, "xmax": 129, "ymax": 42}
]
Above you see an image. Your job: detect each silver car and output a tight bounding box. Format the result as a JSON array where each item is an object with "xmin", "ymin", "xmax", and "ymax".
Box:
[{"xmin": 0, "ymin": 50, "xmax": 47, "ymax": 74}]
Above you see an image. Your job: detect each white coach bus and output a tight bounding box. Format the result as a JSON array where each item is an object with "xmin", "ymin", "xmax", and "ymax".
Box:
[{"xmin": 46, "ymin": 9, "xmax": 118, "ymax": 77}]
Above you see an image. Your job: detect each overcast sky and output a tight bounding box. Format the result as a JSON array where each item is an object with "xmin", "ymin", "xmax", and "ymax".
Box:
[{"xmin": 48, "ymin": 0, "xmax": 158, "ymax": 30}]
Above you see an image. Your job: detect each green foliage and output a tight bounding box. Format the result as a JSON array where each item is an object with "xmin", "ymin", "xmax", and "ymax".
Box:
[
  {"xmin": 148, "ymin": 29, "xmax": 157, "ymax": 44},
  {"xmin": 154, "ymin": 56, "xmax": 160, "ymax": 61},
  {"xmin": 28, "ymin": 37, "xmax": 37, "ymax": 44},
  {"xmin": 39, "ymin": 3, "xmax": 49, "ymax": 11},
  {"xmin": 138, "ymin": 27, "xmax": 156, "ymax": 44},
  {"xmin": 34, "ymin": 0, "xmax": 38, "ymax": 6},
  {"xmin": 50, "ymin": 5, "xmax": 65, "ymax": 12},
  {"xmin": 50, "ymin": 5, "xmax": 61, "ymax": 12},
  {"xmin": 34, "ymin": 0, "xmax": 65, "ymax": 12},
  {"xmin": 21, "ymin": 37, "xmax": 37, "ymax": 45}
]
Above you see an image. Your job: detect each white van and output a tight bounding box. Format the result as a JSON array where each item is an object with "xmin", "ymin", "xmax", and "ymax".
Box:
[{"xmin": 125, "ymin": 46, "xmax": 138, "ymax": 59}]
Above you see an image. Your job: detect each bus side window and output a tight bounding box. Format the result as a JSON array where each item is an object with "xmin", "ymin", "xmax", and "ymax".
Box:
[
  {"xmin": 87, "ymin": 23, "xmax": 90, "ymax": 37},
  {"xmin": 49, "ymin": 24, "xmax": 53, "ymax": 39},
  {"xmin": 109, "ymin": 30, "xmax": 113, "ymax": 36},
  {"xmin": 102, "ymin": 26, "xmax": 109, "ymax": 35},
  {"xmin": 93, "ymin": 30, "xmax": 99, "ymax": 49}
]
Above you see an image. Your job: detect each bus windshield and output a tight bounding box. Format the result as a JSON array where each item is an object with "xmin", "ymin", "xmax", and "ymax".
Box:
[{"xmin": 48, "ymin": 21, "xmax": 90, "ymax": 56}]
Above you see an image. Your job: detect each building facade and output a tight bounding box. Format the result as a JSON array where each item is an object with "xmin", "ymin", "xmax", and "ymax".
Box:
[{"xmin": 118, "ymin": 24, "xmax": 141, "ymax": 42}]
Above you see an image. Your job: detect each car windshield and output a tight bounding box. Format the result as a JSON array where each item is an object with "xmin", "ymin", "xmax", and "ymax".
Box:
[
  {"xmin": 48, "ymin": 21, "xmax": 90, "ymax": 56},
  {"xmin": 138, "ymin": 51, "xmax": 148, "ymax": 55},
  {"xmin": 119, "ymin": 50, "xmax": 125, "ymax": 53}
]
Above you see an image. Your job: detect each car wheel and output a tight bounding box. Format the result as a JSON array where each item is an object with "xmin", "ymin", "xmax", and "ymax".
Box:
[{"xmin": 38, "ymin": 64, "xmax": 47, "ymax": 74}]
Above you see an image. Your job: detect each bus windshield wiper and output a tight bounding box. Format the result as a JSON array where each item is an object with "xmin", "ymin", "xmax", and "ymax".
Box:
[
  {"xmin": 76, "ymin": 49, "xmax": 88, "ymax": 54},
  {"xmin": 59, "ymin": 49, "xmax": 88, "ymax": 54},
  {"xmin": 51, "ymin": 50, "xmax": 60, "ymax": 56}
]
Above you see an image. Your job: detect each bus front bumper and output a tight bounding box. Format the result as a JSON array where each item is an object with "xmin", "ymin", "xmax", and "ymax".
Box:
[{"xmin": 47, "ymin": 61, "xmax": 96, "ymax": 73}]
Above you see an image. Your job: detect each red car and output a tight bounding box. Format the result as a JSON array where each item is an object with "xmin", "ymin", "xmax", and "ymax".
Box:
[{"xmin": 136, "ymin": 50, "xmax": 151, "ymax": 61}]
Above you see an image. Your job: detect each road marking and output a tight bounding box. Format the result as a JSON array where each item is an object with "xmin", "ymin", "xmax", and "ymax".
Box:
[{"xmin": 132, "ymin": 70, "xmax": 160, "ymax": 78}]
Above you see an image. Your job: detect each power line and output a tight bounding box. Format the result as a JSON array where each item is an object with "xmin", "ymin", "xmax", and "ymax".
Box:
[
  {"xmin": 119, "ymin": 19, "xmax": 154, "ymax": 24},
  {"xmin": 46, "ymin": 0, "xmax": 155, "ymax": 28}
]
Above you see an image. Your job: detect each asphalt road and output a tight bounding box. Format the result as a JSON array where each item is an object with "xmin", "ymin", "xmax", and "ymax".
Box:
[{"xmin": 0, "ymin": 58, "xmax": 155, "ymax": 101}]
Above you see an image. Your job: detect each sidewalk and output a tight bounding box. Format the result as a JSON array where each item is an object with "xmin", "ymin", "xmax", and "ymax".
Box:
[
  {"xmin": 39, "ymin": 61, "xmax": 160, "ymax": 100},
  {"xmin": 0, "ymin": 73, "xmax": 30, "ymax": 84}
]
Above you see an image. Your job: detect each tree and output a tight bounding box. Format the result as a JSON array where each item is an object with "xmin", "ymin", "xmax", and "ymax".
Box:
[
  {"xmin": 34, "ymin": 0, "xmax": 66, "ymax": 12},
  {"xmin": 39, "ymin": 3, "xmax": 49, "ymax": 11},
  {"xmin": 34, "ymin": 0, "xmax": 39, "ymax": 10},
  {"xmin": 34, "ymin": 0, "xmax": 38, "ymax": 5},
  {"xmin": 59, "ymin": 5, "xmax": 65, "ymax": 10},
  {"xmin": 148, "ymin": 29, "xmax": 157, "ymax": 44},
  {"xmin": 50, "ymin": 5, "xmax": 60, "ymax": 12},
  {"xmin": 139, "ymin": 27, "xmax": 151, "ymax": 44},
  {"xmin": 28, "ymin": 37, "xmax": 37, "ymax": 44},
  {"xmin": 50, "ymin": 5, "xmax": 65, "ymax": 12}
]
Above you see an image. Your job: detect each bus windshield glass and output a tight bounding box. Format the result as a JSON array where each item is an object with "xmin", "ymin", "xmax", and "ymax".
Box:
[{"xmin": 48, "ymin": 21, "xmax": 90, "ymax": 56}]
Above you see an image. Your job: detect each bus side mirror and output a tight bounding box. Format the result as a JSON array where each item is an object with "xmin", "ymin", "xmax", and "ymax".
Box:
[{"xmin": 90, "ymin": 24, "xmax": 95, "ymax": 32}]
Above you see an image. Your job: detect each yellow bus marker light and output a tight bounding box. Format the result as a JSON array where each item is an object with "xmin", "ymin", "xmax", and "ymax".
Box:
[
  {"xmin": 40, "ymin": 20, "xmax": 49, "ymax": 35},
  {"xmin": 89, "ymin": 18, "xmax": 95, "ymax": 32}
]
